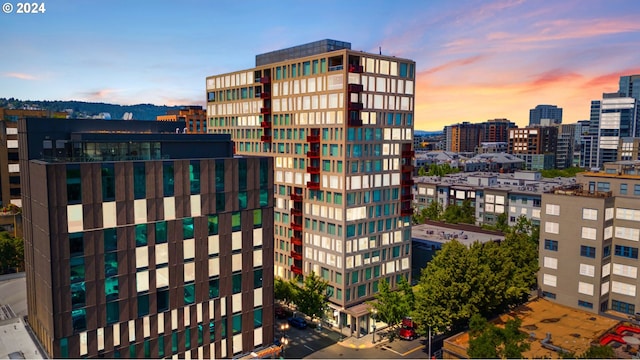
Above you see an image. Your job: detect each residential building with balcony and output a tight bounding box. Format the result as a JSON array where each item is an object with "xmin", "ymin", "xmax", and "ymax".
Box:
[
  {"xmin": 205, "ymin": 39, "xmax": 414, "ymax": 335},
  {"xmin": 508, "ymin": 126, "xmax": 558, "ymax": 170},
  {"xmin": 20, "ymin": 118, "xmax": 274, "ymax": 358}
]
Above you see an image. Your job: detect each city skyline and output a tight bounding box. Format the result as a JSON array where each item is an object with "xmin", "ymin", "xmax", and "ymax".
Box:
[{"xmin": 1, "ymin": 0, "xmax": 639, "ymax": 131}]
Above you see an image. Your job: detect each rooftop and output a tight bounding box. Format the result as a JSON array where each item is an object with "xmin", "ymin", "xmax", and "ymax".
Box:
[
  {"xmin": 412, "ymin": 222, "xmax": 504, "ymax": 247},
  {"xmin": 255, "ymin": 39, "xmax": 351, "ymax": 66},
  {"xmin": 443, "ymin": 298, "xmax": 620, "ymax": 359}
]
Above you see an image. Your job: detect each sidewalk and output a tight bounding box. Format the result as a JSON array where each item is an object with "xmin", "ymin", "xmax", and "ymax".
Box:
[{"xmin": 324, "ymin": 323, "xmax": 391, "ymax": 349}]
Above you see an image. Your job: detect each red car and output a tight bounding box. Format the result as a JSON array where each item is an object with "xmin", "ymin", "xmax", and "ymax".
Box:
[{"xmin": 398, "ymin": 317, "xmax": 418, "ymax": 340}]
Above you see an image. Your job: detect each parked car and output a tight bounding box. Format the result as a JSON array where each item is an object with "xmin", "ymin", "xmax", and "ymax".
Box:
[
  {"xmin": 287, "ymin": 316, "xmax": 308, "ymax": 329},
  {"xmin": 398, "ymin": 317, "xmax": 417, "ymax": 340},
  {"xmin": 275, "ymin": 306, "xmax": 287, "ymax": 319}
]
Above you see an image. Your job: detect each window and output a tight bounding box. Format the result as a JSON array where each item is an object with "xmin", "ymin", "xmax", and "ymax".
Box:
[
  {"xmin": 67, "ymin": 165, "xmax": 82, "ymax": 204},
  {"xmin": 542, "ymin": 291, "xmax": 556, "ymax": 299},
  {"xmin": 545, "ymin": 204, "xmax": 560, "ymax": 216},
  {"xmin": 581, "ymin": 227, "xmax": 597, "ymax": 240},
  {"xmin": 70, "ymin": 233, "xmax": 84, "ymax": 258},
  {"xmin": 190, "ymin": 161, "xmax": 200, "ymax": 194},
  {"xmin": 232, "ymin": 272, "xmax": 242, "ymax": 294},
  {"xmin": 544, "ymin": 239, "xmax": 558, "ymax": 251},
  {"xmin": 133, "ymin": 163, "xmax": 146, "ymax": 199},
  {"xmin": 254, "ymin": 307, "xmax": 263, "ymax": 328},
  {"xmin": 253, "ymin": 209, "xmax": 262, "ymax": 228},
  {"xmin": 612, "ymin": 299, "xmax": 635, "ymax": 315},
  {"xmin": 155, "ymin": 221, "xmax": 167, "ymax": 244},
  {"xmin": 163, "ymin": 162, "xmax": 174, "ymax": 197},
  {"xmin": 582, "ymin": 208, "xmax": 598, "ymax": 220},
  {"xmin": 232, "ymin": 212, "xmax": 241, "ymax": 232},
  {"xmin": 254, "ymin": 268, "xmax": 263, "ymax": 289},
  {"xmin": 579, "ymin": 263, "xmax": 595, "ymax": 277},
  {"xmin": 138, "ymin": 294, "xmax": 149, "ymax": 317},
  {"xmin": 209, "ymin": 277, "xmax": 220, "ymax": 298},
  {"xmin": 621, "ymin": 183, "xmax": 628, "ymax": 195},
  {"xmin": 102, "ymin": 164, "xmax": 115, "ymax": 201},
  {"xmin": 106, "ymin": 301, "xmax": 119, "ymax": 324},
  {"xmin": 545, "ymin": 222, "xmax": 559, "ymax": 234},
  {"xmin": 578, "ymin": 281, "xmax": 594, "ymax": 296},
  {"xmin": 543, "ymin": 273, "xmax": 557, "ymax": 287},
  {"xmin": 184, "ymin": 283, "xmax": 195, "ymax": 305},
  {"xmin": 615, "ymin": 245, "xmax": 638, "ymax": 259},
  {"xmin": 604, "ymin": 245, "xmax": 611, "ymax": 257},
  {"xmin": 135, "ymin": 224, "xmax": 147, "ymax": 247},
  {"xmin": 597, "ymin": 182, "xmax": 610, "ymax": 192},
  {"xmin": 232, "ymin": 313, "xmax": 242, "ymax": 335},
  {"xmin": 208, "ymin": 215, "xmax": 219, "ymax": 235},
  {"xmin": 578, "ymin": 300, "xmax": 593, "ymax": 309},
  {"xmin": 580, "ymin": 245, "xmax": 596, "ymax": 258},
  {"xmin": 183, "ymin": 218, "xmax": 194, "ymax": 239},
  {"xmin": 635, "ymin": 184, "xmax": 640, "ymax": 196}
]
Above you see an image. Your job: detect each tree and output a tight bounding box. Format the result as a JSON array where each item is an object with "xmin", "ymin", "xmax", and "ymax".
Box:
[
  {"xmin": 495, "ymin": 212, "xmax": 508, "ymax": 232},
  {"xmin": 417, "ymin": 165, "xmax": 428, "ymax": 177},
  {"xmin": 578, "ymin": 345, "xmax": 615, "ymax": 359},
  {"xmin": 442, "ymin": 199, "xmax": 475, "ymax": 224},
  {"xmin": 370, "ymin": 276, "xmax": 415, "ymax": 329},
  {"xmin": 0, "ymin": 231, "xmax": 23, "ymax": 273},
  {"xmin": 274, "ymin": 277, "xmax": 298, "ymax": 305},
  {"xmin": 294, "ymin": 272, "xmax": 328, "ymax": 321},
  {"xmin": 467, "ymin": 314, "xmax": 529, "ymax": 359},
  {"xmin": 424, "ymin": 201, "xmax": 443, "ymax": 221}
]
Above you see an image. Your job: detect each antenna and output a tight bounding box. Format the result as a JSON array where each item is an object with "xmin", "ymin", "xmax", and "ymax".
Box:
[{"xmin": 379, "ymin": 46, "xmax": 382, "ymax": 55}]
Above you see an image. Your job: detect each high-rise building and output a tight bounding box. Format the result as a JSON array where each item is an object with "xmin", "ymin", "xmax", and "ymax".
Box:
[
  {"xmin": 156, "ymin": 106, "xmax": 207, "ymax": 134},
  {"xmin": 619, "ymin": 75, "xmax": 640, "ymax": 100},
  {"xmin": 20, "ymin": 118, "xmax": 274, "ymax": 358},
  {"xmin": 555, "ymin": 123, "xmax": 578, "ymax": 169},
  {"xmin": 205, "ymin": 39, "xmax": 414, "ymax": 333},
  {"xmin": 480, "ymin": 118, "xmax": 516, "ymax": 144},
  {"xmin": 508, "ymin": 126, "xmax": 558, "ymax": 170},
  {"xmin": 445, "ymin": 119, "xmax": 515, "ymax": 153},
  {"xmin": 539, "ymin": 161, "xmax": 640, "ymax": 316},
  {"xmin": 529, "ymin": 104, "xmax": 563, "ymax": 126}
]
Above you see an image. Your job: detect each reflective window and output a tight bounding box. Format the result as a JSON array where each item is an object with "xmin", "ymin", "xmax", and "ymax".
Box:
[
  {"xmin": 102, "ymin": 163, "xmax": 115, "ymax": 201},
  {"xmin": 239, "ymin": 191, "xmax": 247, "ymax": 209},
  {"xmin": 184, "ymin": 283, "xmax": 195, "ymax": 305},
  {"xmin": 105, "ymin": 277, "xmax": 118, "ymax": 301},
  {"xmin": 106, "ymin": 301, "xmax": 119, "ymax": 324},
  {"xmin": 254, "ymin": 268, "xmax": 263, "ymax": 289},
  {"xmin": 136, "ymin": 224, "xmax": 147, "ymax": 247},
  {"xmin": 157, "ymin": 289, "xmax": 169, "ymax": 312},
  {"xmin": 254, "ymin": 307, "xmax": 263, "ymax": 328},
  {"xmin": 138, "ymin": 293, "xmax": 149, "ymax": 317},
  {"xmin": 163, "ymin": 162, "xmax": 174, "ymax": 197},
  {"xmin": 216, "ymin": 193, "xmax": 225, "ymax": 212},
  {"xmin": 232, "ymin": 313, "xmax": 242, "ymax": 335},
  {"xmin": 215, "ymin": 160, "xmax": 225, "ymax": 192},
  {"xmin": 259, "ymin": 189, "xmax": 269, "ymax": 207},
  {"xmin": 133, "ymin": 163, "xmax": 146, "ymax": 199},
  {"xmin": 253, "ymin": 210, "xmax": 262, "ymax": 228},
  {"xmin": 183, "ymin": 218, "xmax": 194, "ymax": 239},
  {"xmin": 66, "ymin": 165, "xmax": 81, "ymax": 204},
  {"xmin": 209, "ymin": 277, "xmax": 220, "ymax": 299},
  {"xmin": 70, "ymin": 257, "xmax": 85, "ymax": 283},
  {"xmin": 259, "ymin": 158, "xmax": 269, "ymax": 188},
  {"xmin": 155, "ymin": 221, "xmax": 167, "ymax": 244},
  {"xmin": 69, "ymin": 233, "xmax": 84, "ymax": 258},
  {"xmin": 232, "ymin": 272, "xmax": 242, "ymax": 294},
  {"xmin": 239, "ymin": 159, "xmax": 247, "ymax": 191},
  {"xmin": 190, "ymin": 161, "xmax": 200, "ymax": 194},
  {"xmin": 71, "ymin": 282, "xmax": 85, "ymax": 309},
  {"xmin": 208, "ymin": 215, "xmax": 219, "ymax": 235},
  {"xmin": 232, "ymin": 212, "xmax": 241, "ymax": 232},
  {"xmin": 72, "ymin": 308, "xmax": 86, "ymax": 332},
  {"xmin": 104, "ymin": 228, "xmax": 117, "ymax": 252}
]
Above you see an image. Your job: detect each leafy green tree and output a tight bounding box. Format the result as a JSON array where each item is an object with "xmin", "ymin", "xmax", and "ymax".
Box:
[
  {"xmin": 274, "ymin": 277, "xmax": 298, "ymax": 305},
  {"xmin": 424, "ymin": 201, "xmax": 443, "ymax": 221},
  {"xmin": 294, "ymin": 272, "xmax": 328, "ymax": 321},
  {"xmin": 369, "ymin": 279, "xmax": 404, "ymax": 326},
  {"xmin": 442, "ymin": 200, "xmax": 475, "ymax": 224},
  {"xmin": 495, "ymin": 212, "xmax": 509, "ymax": 232},
  {"xmin": 468, "ymin": 314, "xmax": 529, "ymax": 359},
  {"xmin": 417, "ymin": 165, "xmax": 428, "ymax": 177},
  {"xmin": 0, "ymin": 231, "xmax": 23, "ymax": 273},
  {"xmin": 578, "ymin": 345, "xmax": 615, "ymax": 359}
]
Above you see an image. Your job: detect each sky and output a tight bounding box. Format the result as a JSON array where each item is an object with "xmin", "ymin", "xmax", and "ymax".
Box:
[{"xmin": 1, "ymin": 0, "xmax": 639, "ymax": 131}]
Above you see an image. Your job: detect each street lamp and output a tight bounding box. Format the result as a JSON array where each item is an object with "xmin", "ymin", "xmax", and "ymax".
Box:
[{"xmin": 371, "ymin": 309, "xmax": 378, "ymax": 344}]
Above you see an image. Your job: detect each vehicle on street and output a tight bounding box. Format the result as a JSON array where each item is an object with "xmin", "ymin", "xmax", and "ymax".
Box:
[
  {"xmin": 275, "ymin": 306, "xmax": 287, "ymax": 319},
  {"xmin": 398, "ymin": 317, "xmax": 417, "ymax": 340},
  {"xmin": 287, "ymin": 316, "xmax": 308, "ymax": 329}
]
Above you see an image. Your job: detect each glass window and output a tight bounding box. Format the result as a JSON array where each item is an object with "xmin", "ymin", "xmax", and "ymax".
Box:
[
  {"xmin": 221, "ymin": 316, "xmax": 227, "ymax": 339},
  {"xmin": 71, "ymin": 282, "xmax": 85, "ymax": 309},
  {"xmin": 155, "ymin": 221, "xmax": 167, "ymax": 244},
  {"xmin": 239, "ymin": 191, "xmax": 247, "ymax": 209},
  {"xmin": 190, "ymin": 161, "xmax": 200, "ymax": 194},
  {"xmin": 216, "ymin": 192, "xmax": 225, "ymax": 212},
  {"xmin": 105, "ymin": 277, "xmax": 118, "ymax": 302},
  {"xmin": 106, "ymin": 301, "xmax": 119, "ymax": 324},
  {"xmin": 66, "ymin": 165, "xmax": 82, "ymax": 204},
  {"xmin": 215, "ymin": 160, "xmax": 225, "ymax": 192},
  {"xmin": 620, "ymin": 183, "xmax": 628, "ymax": 195},
  {"xmin": 232, "ymin": 272, "xmax": 242, "ymax": 294},
  {"xmin": 138, "ymin": 293, "xmax": 149, "ymax": 317},
  {"xmin": 615, "ymin": 245, "xmax": 639, "ymax": 259},
  {"xmin": 183, "ymin": 217, "xmax": 194, "ymax": 239},
  {"xmin": 208, "ymin": 215, "xmax": 219, "ymax": 235},
  {"xmin": 239, "ymin": 159, "xmax": 247, "ymax": 191},
  {"xmin": 136, "ymin": 224, "xmax": 147, "ymax": 247},
  {"xmin": 60, "ymin": 338, "xmax": 69, "ymax": 358},
  {"xmin": 104, "ymin": 228, "xmax": 117, "ymax": 252},
  {"xmin": 580, "ymin": 245, "xmax": 596, "ymax": 258},
  {"xmin": 157, "ymin": 289, "xmax": 169, "ymax": 312},
  {"xmin": 351, "ymin": 271, "xmax": 358, "ymax": 285},
  {"xmin": 232, "ymin": 313, "xmax": 242, "ymax": 335},
  {"xmin": 254, "ymin": 268, "xmax": 263, "ymax": 289},
  {"xmin": 253, "ymin": 209, "xmax": 262, "ymax": 228},
  {"xmin": 612, "ymin": 299, "xmax": 635, "ymax": 315},
  {"xmin": 72, "ymin": 308, "xmax": 86, "ymax": 332},
  {"xmin": 184, "ymin": 283, "xmax": 195, "ymax": 305},
  {"xmin": 254, "ymin": 307, "xmax": 263, "ymax": 328},
  {"xmin": 635, "ymin": 184, "xmax": 640, "ymax": 196},
  {"xmin": 69, "ymin": 233, "xmax": 84, "ymax": 258},
  {"xmin": 133, "ymin": 163, "xmax": 146, "ymax": 199},
  {"xmin": 158, "ymin": 335, "xmax": 164, "ymax": 357},
  {"xmin": 70, "ymin": 257, "xmax": 85, "ymax": 283},
  {"xmin": 102, "ymin": 163, "xmax": 115, "ymax": 201},
  {"xmin": 357, "ymin": 284, "xmax": 366, "ymax": 298},
  {"xmin": 232, "ymin": 212, "xmax": 241, "ymax": 232},
  {"xmin": 209, "ymin": 277, "xmax": 220, "ymax": 298},
  {"xmin": 544, "ymin": 239, "xmax": 558, "ymax": 251},
  {"xmin": 163, "ymin": 162, "xmax": 174, "ymax": 197},
  {"xmin": 105, "ymin": 252, "xmax": 118, "ymax": 278}
]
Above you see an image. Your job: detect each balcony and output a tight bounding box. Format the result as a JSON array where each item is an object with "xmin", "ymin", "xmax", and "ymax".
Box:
[
  {"xmin": 290, "ymin": 207, "xmax": 302, "ymax": 216},
  {"xmin": 401, "ymin": 178, "xmax": 414, "ymax": 186},
  {"xmin": 307, "ymin": 181, "xmax": 320, "ymax": 190},
  {"xmin": 401, "ymin": 150, "xmax": 415, "ymax": 158},
  {"xmin": 260, "ymin": 107, "xmax": 271, "ymax": 115},
  {"xmin": 290, "ymin": 251, "xmax": 302, "ymax": 261},
  {"xmin": 260, "ymin": 76, "xmax": 271, "ymax": 84},
  {"xmin": 306, "ymin": 150, "xmax": 320, "ymax": 158},
  {"xmin": 290, "ymin": 236, "xmax": 303, "ymax": 246},
  {"xmin": 260, "ymin": 135, "xmax": 272, "ymax": 142},
  {"xmin": 290, "ymin": 223, "xmax": 302, "ymax": 232},
  {"xmin": 348, "ymin": 83, "xmax": 364, "ymax": 93},
  {"xmin": 291, "ymin": 265, "xmax": 303, "ymax": 275},
  {"xmin": 260, "ymin": 92, "xmax": 271, "ymax": 99},
  {"xmin": 306, "ymin": 166, "xmax": 320, "ymax": 174},
  {"xmin": 402, "ymin": 164, "xmax": 414, "ymax": 173},
  {"xmin": 348, "ymin": 64, "xmax": 363, "ymax": 73},
  {"xmin": 401, "ymin": 193, "xmax": 413, "ymax": 201},
  {"xmin": 260, "ymin": 121, "xmax": 271, "ymax": 128},
  {"xmin": 348, "ymin": 102, "xmax": 364, "ymax": 111},
  {"xmin": 290, "ymin": 193, "xmax": 303, "ymax": 202},
  {"xmin": 400, "ymin": 207, "xmax": 414, "ymax": 217},
  {"xmin": 306, "ymin": 135, "xmax": 320, "ymax": 143}
]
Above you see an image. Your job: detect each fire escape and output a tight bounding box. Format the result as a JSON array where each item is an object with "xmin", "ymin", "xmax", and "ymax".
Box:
[
  {"xmin": 258, "ymin": 73, "xmax": 272, "ymax": 143},
  {"xmin": 290, "ymin": 190, "xmax": 304, "ymax": 276},
  {"xmin": 400, "ymin": 143, "xmax": 415, "ymax": 217},
  {"xmin": 306, "ymin": 129, "xmax": 321, "ymax": 190}
]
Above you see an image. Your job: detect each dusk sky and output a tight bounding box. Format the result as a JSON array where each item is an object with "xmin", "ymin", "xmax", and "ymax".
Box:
[{"xmin": 2, "ymin": 0, "xmax": 639, "ymax": 130}]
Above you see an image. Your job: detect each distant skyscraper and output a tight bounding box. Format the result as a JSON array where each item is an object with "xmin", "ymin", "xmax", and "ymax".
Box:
[
  {"xmin": 529, "ymin": 105, "xmax": 563, "ymax": 126},
  {"xmin": 619, "ymin": 75, "xmax": 640, "ymax": 100}
]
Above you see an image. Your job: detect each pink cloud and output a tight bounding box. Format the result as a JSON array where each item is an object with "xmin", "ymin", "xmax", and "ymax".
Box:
[
  {"xmin": 3, "ymin": 72, "xmax": 38, "ymax": 80},
  {"xmin": 420, "ymin": 55, "xmax": 486, "ymax": 76}
]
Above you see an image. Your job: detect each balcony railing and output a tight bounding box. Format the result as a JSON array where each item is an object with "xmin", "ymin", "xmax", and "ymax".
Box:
[
  {"xmin": 290, "ymin": 208, "xmax": 302, "ymax": 216},
  {"xmin": 290, "ymin": 236, "xmax": 303, "ymax": 246},
  {"xmin": 348, "ymin": 83, "xmax": 364, "ymax": 93},
  {"xmin": 306, "ymin": 150, "xmax": 320, "ymax": 158},
  {"xmin": 260, "ymin": 121, "xmax": 271, "ymax": 128},
  {"xmin": 306, "ymin": 135, "xmax": 320, "ymax": 143},
  {"xmin": 290, "ymin": 193, "xmax": 303, "ymax": 202},
  {"xmin": 260, "ymin": 76, "xmax": 271, "ymax": 84},
  {"xmin": 290, "ymin": 223, "xmax": 303, "ymax": 232},
  {"xmin": 260, "ymin": 107, "xmax": 271, "ymax": 115},
  {"xmin": 291, "ymin": 265, "xmax": 303, "ymax": 275},
  {"xmin": 306, "ymin": 166, "xmax": 320, "ymax": 174},
  {"xmin": 307, "ymin": 181, "xmax": 320, "ymax": 190},
  {"xmin": 260, "ymin": 135, "xmax": 272, "ymax": 142},
  {"xmin": 290, "ymin": 251, "xmax": 302, "ymax": 261},
  {"xmin": 401, "ymin": 150, "xmax": 415, "ymax": 158},
  {"xmin": 348, "ymin": 64, "xmax": 363, "ymax": 73},
  {"xmin": 260, "ymin": 92, "xmax": 271, "ymax": 99}
]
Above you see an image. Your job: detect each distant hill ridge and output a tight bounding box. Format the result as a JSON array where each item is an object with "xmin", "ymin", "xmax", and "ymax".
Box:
[{"xmin": 0, "ymin": 98, "xmax": 189, "ymax": 120}]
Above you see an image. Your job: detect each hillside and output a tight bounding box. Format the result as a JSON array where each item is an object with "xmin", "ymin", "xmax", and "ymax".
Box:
[{"xmin": 0, "ymin": 98, "xmax": 188, "ymax": 120}]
